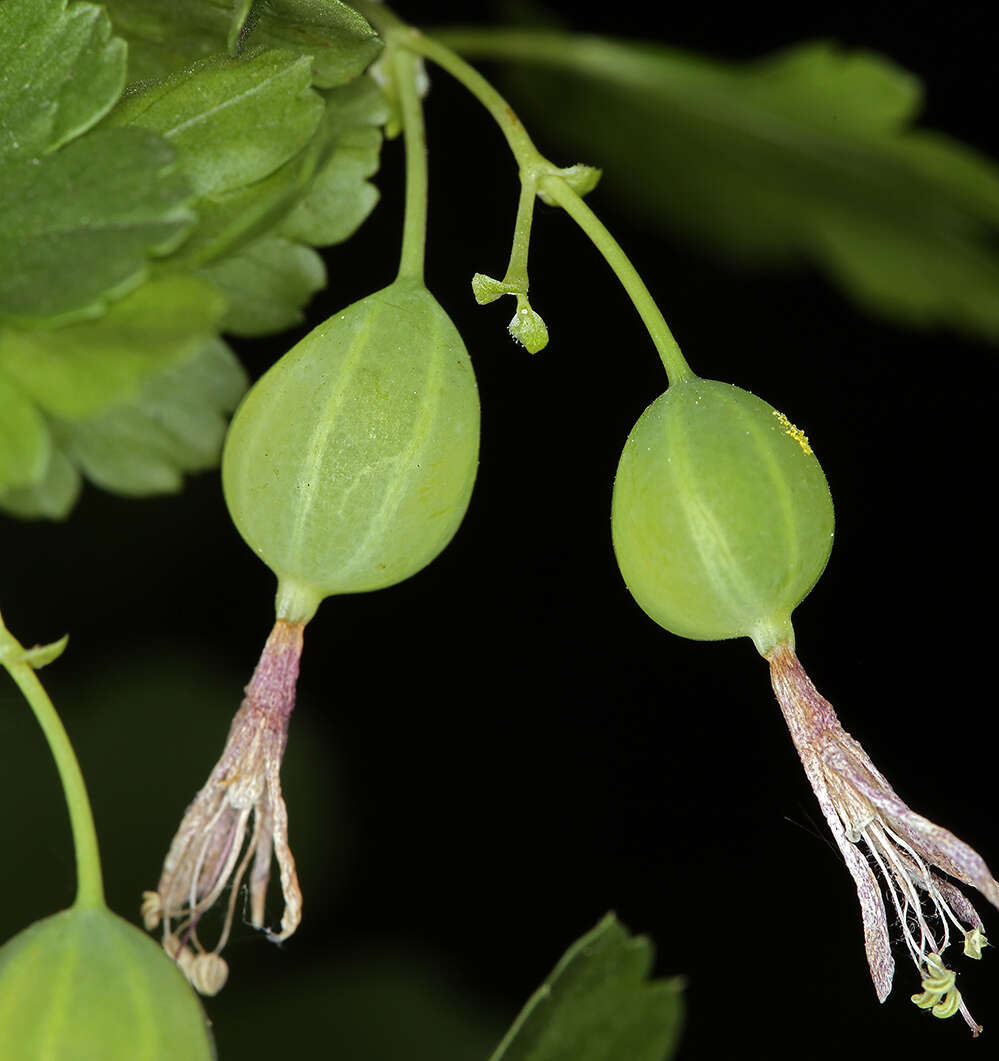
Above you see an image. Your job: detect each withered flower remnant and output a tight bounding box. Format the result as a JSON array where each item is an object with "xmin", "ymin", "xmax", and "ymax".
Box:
[
  {"xmin": 143, "ymin": 620, "xmax": 304, "ymax": 994},
  {"xmin": 769, "ymin": 645, "xmax": 997, "ymax": 1035}
]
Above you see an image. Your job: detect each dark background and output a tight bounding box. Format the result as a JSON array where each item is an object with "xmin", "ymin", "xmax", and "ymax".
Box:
[{"xmin": 2, "ymin": 2, "xmax": 998, "ymax": 1058}]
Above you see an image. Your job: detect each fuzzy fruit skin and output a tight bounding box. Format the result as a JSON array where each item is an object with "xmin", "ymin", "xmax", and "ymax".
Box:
[
  {"xmin": 611, "ymin": 378, "xmax": 834, "ymax": 655},
  {"xmin": 222, "ymin": 278, "xmax": 480, "ymax": 620},
  {"xmin": 0, "ymin": 907, "xmax": 215, "ymax": 1059}
]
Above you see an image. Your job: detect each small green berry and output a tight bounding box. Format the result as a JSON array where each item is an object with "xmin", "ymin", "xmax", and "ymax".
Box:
[
  {"xmin": 222, "ymin": 277, "xmax": 480, "ymax": 622},
  {"xmin": 611, "ymin": 377, "xmax": 834, "ymax": 655},
  {"xmin": 0, "ymin": 906, "xmax": 215, "ymax": 1059}
]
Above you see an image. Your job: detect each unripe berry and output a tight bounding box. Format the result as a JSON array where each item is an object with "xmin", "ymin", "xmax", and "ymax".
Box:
[
  {"xmin": 0, "ymin": 907, "xmax": 214, "ymax": 1059},
  {"xmin": 611, "ymin": 378, "xmax": 833, "ymax": 655},
  {"xmin": 222, "ymin": 278, "xmax": 480, "ymax": 622}
]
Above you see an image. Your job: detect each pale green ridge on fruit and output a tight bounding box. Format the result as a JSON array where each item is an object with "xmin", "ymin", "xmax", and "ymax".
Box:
[
  {"xmin": 611, "ymin": 377, "xmax": 834, "ymax": 655},
  {"xmin": 222, "ymin": 277, "xmax": 479, "ymax": 621},
  {"xmin": 0, "ymin": 907, "xmax": 214, "ymax": 1059}
]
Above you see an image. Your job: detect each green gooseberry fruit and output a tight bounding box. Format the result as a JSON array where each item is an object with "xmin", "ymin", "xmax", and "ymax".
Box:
[
  {"xmin": 222, "ymin": 277, "xmax": 480, "ymax": 622},
  {"xmin": 0, "ymin": 906, "xmax": 215, "ymax": 1059},
  {"xmin": 611, "ymin": 377, "xmax": 834, "ymax": 656}
]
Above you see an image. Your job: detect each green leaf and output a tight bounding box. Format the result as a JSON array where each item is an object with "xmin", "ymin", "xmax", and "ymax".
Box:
[
  {"xmin": 106, "ymin": 49, "xmax": 324, "ymax": 197},
  {"xmin": 0, "ymin": 0, "xmax": 126, "ymax": 160},
  {"xmin": 245, "ymin": 0, "xmax": 382, "ymax": 87},
  {"xmin": 279, "ymin": 75, "xmax": 388, "ymax": 246},
  {"xmin": 0, "ymin": 276, "xmax": 226, "ymax": 419},
  {"xmin": 161, "ymin": 140, "xmax": 324, "ymax": 268},
  {"xmin": 490, "ymin": 914, "xmax": 684, "ymax": 1061},
  {"xmin": 0, "ymin": 334, "xmax": 248, "ymax": 516},
  {"xmin": 478, "ymin": 31, "xmax": 999, "ymax": 340},
  {"xmin": 53, "ymin": 338, "xmax": 248, "ymax": 497},
  {"xmin": 161, "ymin": 75, "xmax": 386, "ymax": 269},
  {"xmin": 200, "ymin": 237, "xmax": 326, "ymax": 335},
  {"xmin": 0, "ymin": 128, "xmax": 196, "ymax": 324},
  {"xmin": 0, "ymin": 374, "xmax": 50, "ymax": 493},
  {"xmin": 103, "ymin": 0, "xmax": 381, "ymax": 87},
  {"xmin": 0, "ymin": 449, "xmax": 81, "ymax": 520}
]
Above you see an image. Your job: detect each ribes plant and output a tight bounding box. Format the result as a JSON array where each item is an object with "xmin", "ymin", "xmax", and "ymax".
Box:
[{"xmin": 3, "ymin": 1, "xmax": 999, "ymax": 1057}]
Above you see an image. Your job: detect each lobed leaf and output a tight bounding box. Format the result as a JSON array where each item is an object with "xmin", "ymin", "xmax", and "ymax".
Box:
[
  {"xmin": 161, "ymin": 140, "xmax": 325, "ymax": 269},
  {"xmin": 279, "ymin": 75, "xmax": 388, "ymax": 246},
  {"xmin": 0, "ymin": 128, "xmax": 196, "ymax": 324},
  {"xmin": 103, "ymin": 0, "xmax": 381, "ymax": 87},
  {"xmin": 468, "ymin": 31, "xmax": 999, "ymax": 340},
  {"xmin": 490, "ymin": 914, "xmax": 683, "ymax": 1061},
  {"xmin": 0, "ymin": 276, "xmax": 226, "ymax": 419},
  {"xmin": 200, "ymin": 237, "xmax": 326, "ymax": 336},
  {"xmin": 160, "ymin": 75, "xmax": 387, "ymax": 269},
  {"xmin": 0, "ymin": 339, "xmax": 247, "ymax": 519},
  {"xmin": 54, "ymin": 338, "xmax": 248, "ymax": 497},
  {"xmin": 105, "ymin": 48, "xmax": 324, "ymax": 197},
  {"xmin": 0, "ymin": 0, "xmax": 126, "ymax": 160},
  {"xmin": 0, "ymin": 375, "xmax": 49, "ymax": 494},
  {"xmin": 0, "ymin": 449, "xmax": 80, "ymax": 520}
]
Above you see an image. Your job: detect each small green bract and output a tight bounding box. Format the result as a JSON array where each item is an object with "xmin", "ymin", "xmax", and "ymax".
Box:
[
  {"xmin": 222, "ymin": 278, "xmax": 480, "ymax": 622},
  {"xmin": 611, "ymin": 377, "xmax": 834, "ymax": 655}
]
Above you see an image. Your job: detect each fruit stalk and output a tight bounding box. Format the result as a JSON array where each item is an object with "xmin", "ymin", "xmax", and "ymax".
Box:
[
  {"xmin": 0, "ymin": 609, "xmax": 104, "ymax": 909},
  {"xmin": 393, "ymin": 42, "xmax": 429, "ymax": 282}
]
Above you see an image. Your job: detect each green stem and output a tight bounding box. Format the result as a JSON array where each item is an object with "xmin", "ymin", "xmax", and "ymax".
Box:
[
  {"xmin": 358, "ymin": 3, "xmax": 693, "ymax": 382},
  {"xmin": 393, "ymin": 44, "xmax": 429, "ymax": 282},
  {"xmin": 356, "ymin": 1, "xmax": 547, "ymax": 172},
  {"xmin": 502, "ymin": 175, "xmax": 537, "ymax": 291},
  {"xmin": 0, "ymin": 612, "xmax": 105, "ymax": 909},
  {"xmin": 537, "ymin": 175, "xmax": 693, "ymax": 383}
]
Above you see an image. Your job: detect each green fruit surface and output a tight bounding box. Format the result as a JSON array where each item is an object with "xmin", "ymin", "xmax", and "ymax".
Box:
[
  {"xmin": 611, "ymin": 378, "xmax": 833, "ymax": 654},
  {"xmin": 0, "ymin": 906, "xmax": 215, "ymax": 1059},
  {"xmin": 222, "ymin": 278, "xmax": 479, "ymax": 620}
]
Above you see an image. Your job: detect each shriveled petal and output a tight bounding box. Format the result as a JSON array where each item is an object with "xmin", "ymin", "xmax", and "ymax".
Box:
[
  {"xmin": 266, "ymin": 771, "xmax": 302, "ymax": 941},
  {"xmin": 827, "ymin": 742, "xmax": 999, "ymax": 907},
  {"xmin": 769, "ymin": 645, "xmax": 894, "ymax": 998},
  {"xmin": 796, "ymin": 743, "xmax": 895, "ymax": 1000}
]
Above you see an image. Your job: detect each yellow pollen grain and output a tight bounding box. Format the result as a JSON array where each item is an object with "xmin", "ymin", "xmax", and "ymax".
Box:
[{"xmin": 773, "ymin": 410, "xmax": 812, "ymax": 454}]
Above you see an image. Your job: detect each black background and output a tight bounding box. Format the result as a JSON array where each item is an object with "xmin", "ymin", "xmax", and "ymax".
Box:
[{"xmin": 2, "ymin": 2, "xmax": 999, "ymax": 1058}]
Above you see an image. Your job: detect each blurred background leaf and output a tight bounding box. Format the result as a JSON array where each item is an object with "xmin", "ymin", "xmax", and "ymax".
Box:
[{"xmin": 440, "ymin": 29, "xmax": 999, "ymax": 341}]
